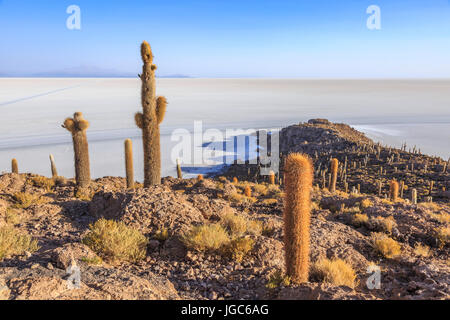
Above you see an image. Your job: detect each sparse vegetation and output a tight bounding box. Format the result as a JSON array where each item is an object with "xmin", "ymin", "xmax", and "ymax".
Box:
[
  {"xmin": 220, "ymin": 211, "xmax": 262, "ymax": 236},
  {"xmin": 0, "ymin": 226, "xmax": 39, "ymax": 261},
  {"xmin": 360, "ymin": 198, "xmax": 374, "ymax": 209},
  {"xmin": 13, "ymin": 192, "xmax": 46, "ymax": 209},
  {"xmin": 414, "ymin": 243, "xmax": 431, "ymax": 257},
  {"xmin": 352, "ymin": 213, "xmax": 369, "ymax": 227},
  {"xmin": 182, "ymin": 223, "xmax": 230, "ymax": 252},
  {"xmin": 82, "ymin": 219, "xmax": 148, "ymax": 263},
  {"xmin": 372, "ymin": 233, "xmax": 401, "ymax": 258},
  {"xmin": 266, "ymin": 269, "xmax": 291, "ymax": 289},
  {"xmin": 30, "ymin": 176, "xmax": 55, "ymax": 192},
  {"xmin": 223, "ymin": 237, "xmax": 254, "ymax": 262},
  {"xmin": 434, "ymin": 226, "xmax": 449, "ymax": 249},
  {"xmin": 311, "ymin": 258, "xmax": 357, "ymax": 288},
  {"xmin": 153, "ymin": 227, "xmax": 169, "ymax": 241}
]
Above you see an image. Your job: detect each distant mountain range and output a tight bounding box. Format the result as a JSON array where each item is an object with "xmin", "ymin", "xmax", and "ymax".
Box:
[{"xmin": 0, "ymin": 66, "xmax": 192, "ymax": 78}]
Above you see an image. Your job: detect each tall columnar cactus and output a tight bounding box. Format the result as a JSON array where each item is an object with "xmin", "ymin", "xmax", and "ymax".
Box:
[
  {"xmin": 124, "ymin": 139, "xmax": 134, "ymax": 189},
  {"xmin": 283, "ymin": 153, "xmax": 313, "ymax": 284},
  {"xmin": 49, "ymin": 154, "xmax": 58, "ymax": 178},
  {"xmin": 62, "ymin": 112, "xmax": 91, "ymax": 187},
  {"xmin": 330, "ymin": 158, "xmax": 338, "ymax": 192},
  {"xmin": 389, "ymin": 180, "xmax": 399, "ymax": 202},
  {"xmin": 11, "ymin": 158, "xmax": 18, "ymax": 174},
  {"xmin": 135, "ymin": 41, "xmax": 167, "ymax": 187}
]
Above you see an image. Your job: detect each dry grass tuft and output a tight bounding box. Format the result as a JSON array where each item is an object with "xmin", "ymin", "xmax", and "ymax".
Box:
[
  {"xmin": 223, "ymin": 237, "xmax": 254, "ymax": 262},
  {"xmin": 153, "ymin": 227, "xmax": 169, "ymax": 241},
  {"xmin": 370, "ymin": 216, "xmax": 397, "ymax": 233},
  {"xmin": 0, "ymin": 226, "xmax": 39, "ymax": 261},
  {"xmin": 30, "ymin": 176, "xmax": 55, "ymax": 192},
  {"xmin": 360, "ymin": 198, "xmax": 374, "ymax": 209},
  {"xmin": 311, "ymin": 258, "xmax": 357, "ymax": 288},
  {"xmin": 434, "ymin": 226, "xmax": 449, "ymax": 249},
  {"xmin": 414, "ymin": 243, "xmax": 431, "ymax": 257},
  {"xmin": 372, "ymin": 233, "xmax": 401, "ymax": 258},
  {"xmin": 220, "ymin": 211, "xmax": 261, "ymax": 236},
  {"xmin": 13, "ymin": 192, "xmax": 47, "ymax": 209},
  {"xmin": 352, "ymin": 213, "xmax": 369, "ymax": 227},
  {"xmin": 261, "ymin": 198, "xmax": 278, "ymax": 206},
  {"xmin": 182, "ymin": 223, "xmax": 230, "ymax": 252},
  {"xmin": 82, "ymin": 219, "xmax": 148, "ymax": 263},
  {"xmin": 266, "ymin": 269, "xmax": 291, "ymax": 289}
]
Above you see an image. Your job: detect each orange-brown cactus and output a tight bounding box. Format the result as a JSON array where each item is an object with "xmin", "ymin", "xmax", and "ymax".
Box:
[
  {"xmin": 330, "ymin": 158, "xmax": 338, "ymax": 192},
  {"xmin": 11, "ymin": 158, "xmax": 18, "ymax": 174},
  {"xmin": 283, "ymin": 153, "xmax": 313, "ymax": 284},
  {"xmin": 244, "ymin": 185, "xmax": 252, "ymax": 197},
  {"xmin": 389, "ymin": 180, "xmax": 399, "ymax": 202},
  {"xmin": 269, "ymin": 170, "xmax": 275, "ymax": 184},
  {"xmin": 124, "ymin": 139, "xmax": 134, "ymax": 189}
]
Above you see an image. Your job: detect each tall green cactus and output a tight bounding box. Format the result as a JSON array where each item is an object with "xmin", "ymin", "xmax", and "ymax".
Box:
[
  {"xmin": 135, "ymin": 41, "xmax": 167, "ymax": 187},
  {"xmin": 63, "ymin": 112, "xmax": 91, "ymax": 187}
]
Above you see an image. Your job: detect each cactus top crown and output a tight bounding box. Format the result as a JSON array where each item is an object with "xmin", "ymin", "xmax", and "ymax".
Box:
[
  {"xmin": 63, "ymin": 112, "xmax": 90, "ymax": 134},
  {"xmin": 141, "ymin": 41, "xmax": 153, "ymax": 64}
]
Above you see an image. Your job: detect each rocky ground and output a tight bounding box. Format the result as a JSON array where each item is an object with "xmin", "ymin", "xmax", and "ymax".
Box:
[{"xmin": 0, "ymin": 120, "xmax": 448, "ymax": 300}]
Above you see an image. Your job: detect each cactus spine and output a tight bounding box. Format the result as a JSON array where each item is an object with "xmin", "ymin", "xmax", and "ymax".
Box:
[
  {"xmin": 330, "ymin": 158, "xmax": 338, "ymax": 192},
  {"xmin": 49, "ymin": 154, "xmax": 58, "ymax": 178},
  {"xmin": 389, "ymin": 180, "xmax": 399, "ymax": 202},
  {"xmin": 11, "ymin": 158, "xmax": 18, "ymax": 174},
  {"xmin": 176, "ymin": 158, "xmax": 183, "ymax": 179},
  {"xmin": 63, "ymin": 112, "xmax": 91, "ymax": 188},
  {"xmin": 124, "ymin": 139, "xmax": 134, "ymax": 189},
  {"xmin": 283, "ymin": 153, "xmax": 313, "ymax": 284},
  {"xmin": 135, "ymin": 41, "xmax": 167, "ymax": 187}
]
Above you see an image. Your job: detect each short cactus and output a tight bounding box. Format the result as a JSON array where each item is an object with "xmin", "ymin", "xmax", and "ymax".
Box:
[
  {"xmin": 49, "ymin": 154, "xmax": 58, "ymax": 178},
  {"xmin": 62, "ymin": 112, "xmax": 91, "ymax": 187},
  {"xmin": 411, "ymin": 188, "xmax": 417, "ymax": 205},
  {"xmin": 124, "ymin": 139, "xmax": 134, "ymax": 189},
  {"xmin": 244, "ymin": 185, "xmax": 252, "ymax": 197},
  {"xmin": 283, "ymin": 153, "xmax": 313, "ymax": 284},
  {"xmin": 176, "ymin": 158, "xmax": 183, "ymax": 179},
  {"xmin": 197, "ymin": 174, "xmax": 204, "ymax": 182},
  {"xmin": 330, "ymin": 158, "xmax": 338, "ymax": 192},
  {"xmin": 135, "ymin": 41, "xmax": 168, "ymax": 187},
  {"xmin": 11, "ymin": 158, "xmax": 18, "ymax": 174},
  {"xmin": 269, "ymin": 171, "xmax": 275, "ymax": 185}
]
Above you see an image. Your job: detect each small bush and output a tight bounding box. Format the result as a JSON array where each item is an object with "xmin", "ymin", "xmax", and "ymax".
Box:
[
  {"xmin": 372, "ymin": 233, "xmax": 401, "ymax": 258},
  {"xmin": 0, "ymin": 226, "xmax": 39, "ymax": 261},
  {"xmin": 419, "ymin": 202, "xmax": 441, "ymax": 211},
  {"xmin": 220, "ymin": 211, "xmax": 261, "ymax": 237},
  {"xmin": 414, "ymin": 243, "xmax": 431, "ymax": 257},
  {"xmin": 5, "ymin": 208, "xmax": 21, "ymax": 225},
  {"xmin": 428, "ymin": 212, "xmax": 450, "ymax": 224},
  {"xmin": 360, "ymin": 198, "xmax": 374, "ymax": 210},
  {"xmin": 369, "ymin": 216, "xmax": 397, "ymax": 233},
  {"xmin": 182, "ymin": 223, "xmax": 230, "ymax": 252},
  {"xmin": 153, "ymin": 228, "xmax": 169, "ymax": 241},
  {"xmin": 434, "ymin": 226, "xmax": 449, "ymax": 249},
  {"xmin": 266, "ymin": 269, "xmax": 291, "ymax": 289},
  {"xmin": 13, "ymin": 192, "xmax": 45, "ymax": 209},
  {"xmin": 80, "ymin": 256, "xmax": 103, "ymax": 265},
  {"xmin": 253, "ymin": 184, "xmax": 268, "ymax": 197},
  {"xmin": 352, "ymin": 213, "xmax": 369, "ymax": 227},
  {"xmin": 223, "ymin": 237, "xmax": 254, "ymax": 262},
  {"xmin": 82, "ymin": 219, "xmax": 148, "ymax": 263},
  {"xmin": 227, "ymin": 192, "xmax": 257, "ymax": 205},
  {"xmin": 261, "ymin": 198, "xmax": 278, "ymax": 206},
  {"xmin": 74, "ymin": 187, "xmax": 95, "ymax": 201},
  {"xmin": 311, "ymin": 258, "xmax": 357, "ymax": 288},
  {"xmin": 30, "ymin": 176, "xmax": 55, "ymax": 192}
]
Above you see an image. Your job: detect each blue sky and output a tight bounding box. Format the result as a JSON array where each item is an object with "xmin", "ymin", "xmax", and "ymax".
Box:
[{"xmin": 0, "ymin": 0, "xmax": 449, "ymax": 78}]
